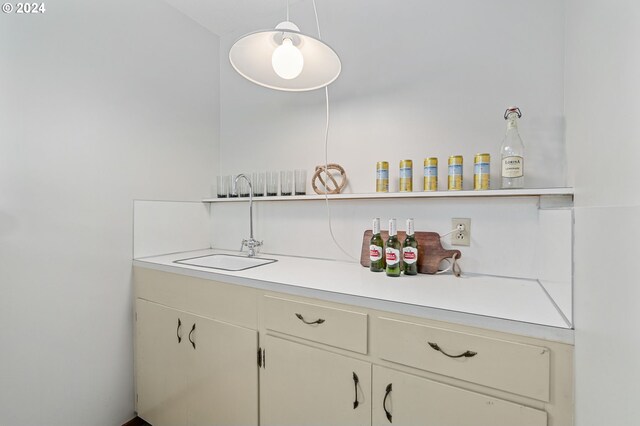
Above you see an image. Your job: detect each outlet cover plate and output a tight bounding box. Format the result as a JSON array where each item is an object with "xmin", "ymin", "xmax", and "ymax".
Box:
[{"xmin": 451, "ymin": 218, "xmax": 471, "ymax": 246}]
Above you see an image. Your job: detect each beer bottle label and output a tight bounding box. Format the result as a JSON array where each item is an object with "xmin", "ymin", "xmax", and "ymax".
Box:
[
  {"xmin": 385, "ymin": 247, "xmax": 400, "ymax": 266},
  {"xmin": 402, "ymin": 247, "xmax": 418, "ymax": 264},
  {"xmin": 370, "ymin": 245, "xmax": 383, "ymax": 262}
]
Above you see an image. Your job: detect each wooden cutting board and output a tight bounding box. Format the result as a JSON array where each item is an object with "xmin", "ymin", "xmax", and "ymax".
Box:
[{"xmin": 360, "ymin": 230, "xmax": 462, "ymax": 274}]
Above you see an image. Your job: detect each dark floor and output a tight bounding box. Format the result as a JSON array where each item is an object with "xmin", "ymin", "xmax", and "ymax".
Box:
[{"xmin": 122, "ymin": 417, "xmax": 150, "ymax": 426}]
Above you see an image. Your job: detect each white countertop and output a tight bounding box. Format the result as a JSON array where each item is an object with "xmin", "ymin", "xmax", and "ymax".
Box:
[{"xmin": 133, "ymin": 249, "xmax": 574, "ymax": 344}]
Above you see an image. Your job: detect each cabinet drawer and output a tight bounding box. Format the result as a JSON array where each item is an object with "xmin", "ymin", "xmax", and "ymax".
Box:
[
  {"xmin": 375, "ymin": 317, "xmax": 550, "ymax": 401},
  {"xmin": 263, "ymin": 296, "xmax": 368, "ymax": 354}
]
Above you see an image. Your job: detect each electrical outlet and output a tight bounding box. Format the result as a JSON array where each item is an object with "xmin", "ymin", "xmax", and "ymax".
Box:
[{"xmin": 451, "ymin": 218, "xmax": 471, "ymax": 246}]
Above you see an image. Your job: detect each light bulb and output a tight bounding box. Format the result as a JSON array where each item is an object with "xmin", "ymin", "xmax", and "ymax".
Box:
[{"xmin": 272, "ymin": 38, "xmax": 304, "ymax": 80}]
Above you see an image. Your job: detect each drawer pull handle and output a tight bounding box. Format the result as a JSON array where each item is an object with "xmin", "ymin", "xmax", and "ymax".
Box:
[
  {"xmin": 177, "ymin": 318, "xmax": 182, "ymax": 343},
  {"xmin": 428, "ymin": 342, "xmax": 477, "ymax": 359},
  {"xmin": 295, "ymin": 313, "xmax": 325, "ymax": 325},
  {"xmin": 383, "ymin": 383, "xmax": 392, "ymax": 423},
  {"xmin": 352, "ymin": 372, "xmax": 360, "ymax": 409},
  {"xmin": 189, "ymin": 323, "xmax": 196, "ymax": 349}
]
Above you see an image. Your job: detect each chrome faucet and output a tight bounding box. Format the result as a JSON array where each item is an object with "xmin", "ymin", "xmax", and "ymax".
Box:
[{"xmin": 234, "ymin": 174, "xmax": 262, "ymax": 257}]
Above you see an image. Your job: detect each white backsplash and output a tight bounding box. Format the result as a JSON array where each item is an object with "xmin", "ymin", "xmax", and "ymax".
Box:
[
  {"xmin": 210, "ymin": 196, "xmax": 572, "ymax": 281},
  {"xmin": 131, "ymin": 196, "xmax": 573, "ymax": 325}
]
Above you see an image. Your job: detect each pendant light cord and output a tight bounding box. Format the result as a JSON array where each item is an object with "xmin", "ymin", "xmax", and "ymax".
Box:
[
  {"xmin": 311, "ymin": 0, "xmax": 322, "ymax": 39},
  {"xmin": 315, "ymin": 0, "xmax": 357, "ymax": 262},
  {"xmin": 322, "ymin": 88, "xmax": 357, "ymax": 262},
  {"xmin": 275, "ymin": 0, "xmax": 349, "ymax": 261}
]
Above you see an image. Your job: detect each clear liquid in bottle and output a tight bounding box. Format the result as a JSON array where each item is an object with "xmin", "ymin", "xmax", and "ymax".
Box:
[{"xmin": 500, "ymin": 107, "xmax": 525, "ymax": 189}]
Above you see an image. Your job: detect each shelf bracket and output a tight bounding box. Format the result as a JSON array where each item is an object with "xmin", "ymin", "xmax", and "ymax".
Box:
[{"xmin": 539, "ymin": 194, "xmax": 573, "ymax": 210}]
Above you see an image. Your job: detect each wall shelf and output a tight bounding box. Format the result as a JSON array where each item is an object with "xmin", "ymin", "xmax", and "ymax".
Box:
[{"xmin": 203, "ymin": 187, "xmax": 574, "ymax": 203}]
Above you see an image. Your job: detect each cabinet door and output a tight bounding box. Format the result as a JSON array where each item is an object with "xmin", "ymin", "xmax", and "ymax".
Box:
[
  {"xmin": 187, "ymin": 314, "xmax": 259, "ymax": 426},
  {"xmin": 372, "ymin": 365, "xmax": 547, "ymax": 426},
  {"xmin": 261, "ymin": 335, "xmax": 371, "ymax": 426},
  {"xmin": 136, "ymin": 299, "xmax": 189, "ymax": 426}
]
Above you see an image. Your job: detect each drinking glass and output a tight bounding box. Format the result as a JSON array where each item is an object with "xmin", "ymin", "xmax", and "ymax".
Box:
[
  {"xmin": 266, "ymin": 171, "xmax": 279, "ymax": 196},
  {"xmin": 229, "ymin": 174, "xmax": 239, "ymax": 197},
  {"xmin": 239, "ymin": 174, "xmax": 250, "ymax": 197},
  {"xmin": 280, "ymin": 170, "xmax": 293, "ymax": 196},
  {"xmin": 252, "ymin": 172, "xmax": 265, "ymax": 196},
  {"xmin": 294, "ymin": 169, "xmax": 307, "ymax": 195},
  {"xmin": 216, "ymin": 175, "xmax": 229, "ymax": 198}
]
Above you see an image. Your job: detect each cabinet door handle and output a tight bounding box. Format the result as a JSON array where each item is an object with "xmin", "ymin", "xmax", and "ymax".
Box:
[
  {"xmin": 188, "ymin": 323, "xmax": 196, "ymax": 349},
  {"xmin": 383, "ymin": 383, "xmax": 392, "ymax": 423},
  {"xmin": 295, "ymin": 313, "xmax": 325, "ymax": 325},
  {"xmin": 177, "ymin": 318, "xmax": 182, "ymax": 343},
  {"xmin": 352, "ymin": 372, "xmax": 360, "ymax": 409},
  {"xmin": 428, "ymin": 342, "xmax": 477, "ymax": 359}
]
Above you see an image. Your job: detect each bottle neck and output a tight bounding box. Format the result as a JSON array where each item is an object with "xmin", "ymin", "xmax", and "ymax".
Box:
[
  {"xmin": 506, "ymin": 113, "xmax": 519, "ymax": 131},
  {"xmin": 406, "ymin": 219, "xmax": 414, "ymax": 237},
  {"xmin": 373, "ymin": 218, "xmax": 381, "ymax": 235},
  {"xmin": 388, "ymin": 219, "xmax": 397, "ymax": 237}
]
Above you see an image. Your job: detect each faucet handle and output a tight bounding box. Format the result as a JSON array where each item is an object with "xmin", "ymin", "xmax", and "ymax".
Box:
[
  {"xmin": 246, "ymin": 239, "xmax": 260, "ymax": 248},
  {"xmin": 242, "ymin": 238, "xmax": 262, "ymax": 257},
  {"xmin": 240, "ymin": 239, "xmax": 248, "ymax": 251}
]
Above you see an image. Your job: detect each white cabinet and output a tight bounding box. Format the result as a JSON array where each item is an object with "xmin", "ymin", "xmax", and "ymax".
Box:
[
  {"xmin": 372, "ymin": 365, "xmax": 547, "ymax": 426},
  {"xmin": 136, "ymin": 299, "xmax": 258, "ymax": 426},
  {"xmin": 260, "ymin": 335, "xmax": 372, "ymax": 426},
  {"xmin": 259, "ymin": 295, "xmax": 571, "ymax": 426},
  {"xmin": 134, "ymin": 267, "xmax": 573, "ymax": 426},
  {"xmin": 136, "ymin": 300, "xmax": 189, "ymax": 426}
]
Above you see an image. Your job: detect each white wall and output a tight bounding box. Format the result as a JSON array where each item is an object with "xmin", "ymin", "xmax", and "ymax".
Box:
[
  {"xmin": 134, "ymin": 200, "xmax": 211, "ymax": 259},
  {"xmin": 565, "ymin": 1, "xmax": 640, "ymax": 425},
  {"xmin": 0, "ymin": 1, "xmax": 219, "ymax": 424},
  {"xmin": 213, "ymin": 0, "xmax": 570, "ymax": 290},
  {"xmin": 219, "ymin": 0, "xmax": 567, "ymax": 192}
]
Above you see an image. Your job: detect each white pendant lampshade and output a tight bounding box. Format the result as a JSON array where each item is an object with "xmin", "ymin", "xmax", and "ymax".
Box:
[{"xmin": 229, "ymin": 20, "xmax": 341, "ymax": 92}]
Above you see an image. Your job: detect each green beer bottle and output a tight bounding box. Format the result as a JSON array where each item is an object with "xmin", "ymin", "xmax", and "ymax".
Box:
[
  {"xmin": 385, "ymin": 218, "xmax": 401, "ymax": 277},
  {"xmin": 402, "ymin": 218, "xmax": 418, "ymax": 275},
  {"xmin": 370, "ymin": 218, "xmax": 386, "ymax": 272}
]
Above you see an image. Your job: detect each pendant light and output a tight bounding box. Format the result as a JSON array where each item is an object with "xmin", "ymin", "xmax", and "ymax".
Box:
[{"xmin": 229, "ymin": 0, "xmax": 341, "ymax": 92}]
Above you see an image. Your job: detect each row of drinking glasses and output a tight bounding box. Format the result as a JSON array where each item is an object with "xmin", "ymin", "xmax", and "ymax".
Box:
[{"xmin": 216, "ymin": 170, "xmax": 307, "ymax": 198}]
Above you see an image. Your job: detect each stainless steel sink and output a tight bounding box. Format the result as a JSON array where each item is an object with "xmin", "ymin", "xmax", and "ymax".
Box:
[{"xmin": 174, "ymin": 254, "xmax": 277, "ymax": 271}]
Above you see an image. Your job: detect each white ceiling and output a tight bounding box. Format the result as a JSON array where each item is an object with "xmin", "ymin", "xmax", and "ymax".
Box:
[{"xmin": 163, "ymin": 0, "xmax": 302, "ymax": 36}]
